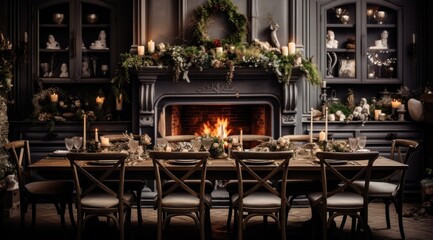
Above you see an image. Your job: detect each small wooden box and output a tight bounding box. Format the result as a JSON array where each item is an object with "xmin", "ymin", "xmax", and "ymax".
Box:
[{"xmin": 0, "ymin": 189, "xmax": 20, "ymax": 209}]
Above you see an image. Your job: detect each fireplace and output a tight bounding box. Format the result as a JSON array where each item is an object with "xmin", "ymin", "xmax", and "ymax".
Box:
[{"xmin": 132, "ymin": 68, "xmax": 306, "ymax": 143}]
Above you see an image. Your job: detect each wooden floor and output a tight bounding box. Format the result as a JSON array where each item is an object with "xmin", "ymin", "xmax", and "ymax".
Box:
[{"xmin": 1, "ymin": 202, "xmax": 432, "ymax": 240}]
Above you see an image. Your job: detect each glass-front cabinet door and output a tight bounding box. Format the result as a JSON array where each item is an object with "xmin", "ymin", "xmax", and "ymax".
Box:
[
  {"xmin": 321, "ymin": 0, "xmax": 402, "ymax": 84},
  {"xmin": 35, "ymin": 0, "xmax": 114, "ymax": 84}
]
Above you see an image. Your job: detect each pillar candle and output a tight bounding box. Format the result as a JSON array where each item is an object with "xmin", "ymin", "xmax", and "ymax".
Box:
[
  {"xmin": 310, "ymin": 108, "xmax": 314, "ymax": 143},
  {"xmin": 216, "ymin": 47, "xmax": 223, "ymax": 57},
  {"xmin": 321, "ymin": 80, "xmax": 327, "ymax": 88},
  {"xmin": 240, "ymin": 129, "xmax": 243, "ymax": 146},
  {"xmin": 137, "ymin": 45, "xmax": 145, "ymax": 56},
  {"xmin": 147, "ymin": 40, "xmax": 155, "ymax": 54},
  {"xmin": 95, "ymin": 128, "xmax": 99, "ymax": 142},
  {"xmin": 374, "ymin": 109, "xmax": 382, "ymax": 121},
  {"xmin": 50, "ymin": 93, "xmax": 58, "ymax": 103},
  {"xmin": 281, "ymin": 46, "xmax": 288, "ymax": 56},
  {"xmin": 391, "ymin": 99, "xmax": 401, "ymax": 109},
  {"xmin": 319, "ymin": 131, "xmax": 326, "ymax": 142},
  {"xmin": 100, "ymin": 137, "xmax": 110, "ymax": 147},
  {"xmin": 325, "ymin": 107, "xmax": 328, "ymax": 141},
  {"xmin": 288, "ymin": 42, "xmax": 296, "ymax": 54},
  {"xmin": 83, "ymin": 114, "xmax": 86, "ymax": 150}
]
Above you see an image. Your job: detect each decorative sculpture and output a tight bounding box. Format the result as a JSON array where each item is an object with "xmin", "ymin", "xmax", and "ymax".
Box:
[
  {"xmin": 269, "ymin": 21, "xmax": 280, "ymax": 49},
  {"xmin": 326, "ymin": 52, "xmax": 337, "ymax": 77}
]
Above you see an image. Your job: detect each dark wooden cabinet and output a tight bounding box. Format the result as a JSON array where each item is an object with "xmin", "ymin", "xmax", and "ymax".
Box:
[
  {"xmin": 34, "ymin": 0, "xmax": 117, "ymax": 84},
  {"xmin": 318, "ymin": 0, "xmax": 402, "ymax": 84}
]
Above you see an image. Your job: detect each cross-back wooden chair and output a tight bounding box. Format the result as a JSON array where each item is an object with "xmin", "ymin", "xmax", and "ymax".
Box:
[
  {"xmin": 231, "ymin": 150, "xmax": 293, "ymax": 240},
  {"xmin": 308, "ymin": 151, "xmax": 379, "ymax": 240},
  {"xmin": 4, "ymin": 140, "xmax": 75, "ymax": 229},
  {"xmin": 66, "ymin": 152, "xmax": 132, "ymax": 240},
  {"xmin": 225, "ymin": 134, "xmax": 272, "ymax": 230},
  {"xmin": 341, "ymin": 139, "xmax": 419, "ymax": 239},
  {"xmin": 148, "ymin": 151, "xmax": 212, "ymax": 240}
]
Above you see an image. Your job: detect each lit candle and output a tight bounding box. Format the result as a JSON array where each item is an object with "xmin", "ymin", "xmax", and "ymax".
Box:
[
  {"xmin": 325, "ymin": 107, "xmax": 328, "ymax": 141},
  {"xmin": 391, "ymin": 99, "xmax": 402, "ymax": 109},
  {"xmin": 288, "ymin": 42, "xmax": 296, "ymax": 54},
  {"xmin": 83, "ymin": 114, "xmax": 86, "ymax": 150},
  {"xmin": 50, "ymin": 93, "xmax": 58, "ymax": 103},
  {"xmin": 147, "ymin": 40, "xmax": 155, "ymax": 54},
  {"xmin": 95, "ymin": 128, "xmax": 99, "ymax": 142},
  {"xmin": 100, "ymin": 136, "xmax": 110, "ymax": 147},
  {"xmin": 240, "ymin": 129, "xmax": 243, "ymax": 146},
  {"xmin": 281, "ymin": 46, "xmax": 288, "ymax": 56},
  {"xmin": 374, "ymin": 109, "xmax": 382, "ymax": 121},
  {"xmin": 319, "ymin": 131, "xmax": 326, "ymax": 142},
  {"xmin": 310, "ymin": 107, "xmax": 314, "ymax": 143},
  {"xmin": 216, "ymin": 47, "xmax": 223, "ymax": 57},
  {"xmin": 96, "ymin": 96, "xmax": 105, "ymax": 109},
  {"xmin": 116, "ymin": 94, "xmax": 123, "ymax": 111},
  {"xmin": 137, "ymin": 45, "xmax": 145, "ymax": 56}
]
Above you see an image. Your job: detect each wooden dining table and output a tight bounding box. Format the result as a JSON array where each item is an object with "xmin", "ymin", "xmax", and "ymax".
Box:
[{"xmin": 28, "ymin": 155, "xmax": 407, "ymax": 181}]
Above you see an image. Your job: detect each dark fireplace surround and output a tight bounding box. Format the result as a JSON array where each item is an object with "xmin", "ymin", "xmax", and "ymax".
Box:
[{"xmin": 132, "ymin": 68, "xmax": 305, "ymax": 143}]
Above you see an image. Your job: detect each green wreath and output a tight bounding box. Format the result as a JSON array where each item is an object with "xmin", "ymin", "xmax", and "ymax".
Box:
[{"xmin": 192, "ymin": 0, "xmax": 248, "ymax": 46}]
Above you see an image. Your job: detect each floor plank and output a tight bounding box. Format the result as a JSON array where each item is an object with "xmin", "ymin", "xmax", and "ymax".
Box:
[{"xmin": 1, "ymin": 202, "xmax": 432, "ymax": 239}]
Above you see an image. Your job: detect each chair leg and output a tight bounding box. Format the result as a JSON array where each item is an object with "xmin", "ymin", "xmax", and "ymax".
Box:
[
  {"xmin": 237, "ymin": 209, "xmax": 243, "ymax": 240},
  {"xmin": 157, "ymin": 210, "xmax": 163, "ymax": 240},
  {"xmin": 385, "ymin": 200, "xmax": 391, "ymax": 229},
  {"xmin": 59, "ymin": 202, "xmax": 66, "ymax": 228},
  {"xmin": 395, "ymin": 199, "xmax": 405, "ymax": 239},
  {"xmin": 200, "ymin": 209, "xmax": 206, "ymax": 240},
  {"xmin": 226, "ymin": 204, "xmax": 233, "ymax": 231},
  {"xmin": 340, "ymin": 215, "xmax": 347, "ymax": 230},
  {"xmin": 31, "ymin": 202, "xmax": 36, "ymax": 229},
  {"xmin": 205, "ymin": 207, "xmax": 213, "ymax": 240},
  {"xmin": 20, "ymin": 200, "xmax": 28, "ymax": 228},
  {"xmin": 68, "ymin": 200, "xmax": 76, "ymax": 228},
  {"xmin": 136, "ymin": 190, "xmax": 143, "ymax": 227}
]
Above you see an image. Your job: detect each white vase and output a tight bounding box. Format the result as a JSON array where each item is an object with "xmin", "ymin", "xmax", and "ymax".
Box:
[{"xmin": 408, "ymin": 98, "xmax": 424, "ymax": 121}]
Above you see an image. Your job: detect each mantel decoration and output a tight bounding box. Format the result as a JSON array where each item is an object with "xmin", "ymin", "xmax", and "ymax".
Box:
[{"xmin": 111, "ymin": 0, "xmax": 321, "ymax": 101}]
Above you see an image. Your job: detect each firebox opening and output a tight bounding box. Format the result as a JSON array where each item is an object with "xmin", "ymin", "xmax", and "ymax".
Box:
[{"xmin": 164, "ymin": 104, "xmax": 272, "ymax": 138}]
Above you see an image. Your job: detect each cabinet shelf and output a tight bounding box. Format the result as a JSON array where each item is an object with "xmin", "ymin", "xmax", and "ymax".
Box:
[
  {"xmin": 82, "ymin": 24, "xmax": 109, "ymax": 28},
  {"xmin": 40, "ymin": 24, "xmax": 69, "ymax": 28},
  {"xmin": 39, "ymin": 78, "xmax": 73, "ymax": 83},
  {"xmin": 82, "ymin": 49, "xmax": 110, "ymax": 53},
  {"xmin": 327, "ymin": 48, "xmax": 356, "ymax": 53},
  {"xmin": 39, "ymin": 49, "xmax": 69, "ymax": 53},
  {"xmin": 366, "ymin": 24, "xmax": 396, "ymax": 28},
  {"xmin": 327, "ymin": 23, "xmax": 355, "ymax": 28},
  {"xmin": 367, "ymin": 48, "xmax": 396, "ymax": 53}
]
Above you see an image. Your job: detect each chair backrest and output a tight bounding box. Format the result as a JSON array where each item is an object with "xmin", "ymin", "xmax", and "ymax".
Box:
[
  {"xmin": 231, "ymin": 151, "xmax": 293, "ymax": 206},
  {"xmin": 148, "ymin": 151, "xmax": 210, "ymax": 206},
  {"xmin": 66, "ymin": 152, "xmax": 129, "ymax": 208},
  {"xmin": 389, "ymin": 139, "xmax": 419, "ymax": 196},
  {"xmin": 313, "ymin": 151, "xmax": 379, "ymax": 208},
  {"xmin": 4, "ymin": 140, "xmax": 32, "ymax": 190}
]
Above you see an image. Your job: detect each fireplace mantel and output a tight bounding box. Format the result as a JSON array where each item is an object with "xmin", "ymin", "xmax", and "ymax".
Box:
[{"xmin": 132, "ymin": 67, "xmax": 306, "ymax": 141}]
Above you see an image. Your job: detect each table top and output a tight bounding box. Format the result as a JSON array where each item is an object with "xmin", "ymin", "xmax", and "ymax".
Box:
[{"xmin": 28, "ymin": 155, "xmax": 406, "ymax": 181}]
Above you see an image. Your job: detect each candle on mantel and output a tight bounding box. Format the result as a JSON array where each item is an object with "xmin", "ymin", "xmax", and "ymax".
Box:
[
  {"xmin": 325, "ymin": 107, "xmax": 328, "ymax": 141},
  {"xmin": 310, "ymin": 107, "xmax": 314, "ymax": 143},
  {"xmin": 50, "ymin": 93, "xmax": 58, "ymax": 103},
  {"xmin": 95, "ymin": 128, "xmax": 99, "ymax": 142},
  {"xmin": 137, "ymin": 45, "xmax": 145, "ymax": 56},
  {"xmin": 148, "ymin": 40, "xmax": 155, "ymax": 54},
  {"xmin": 288, "ymin": 42, "xmax": 296, "ymax": 54},
  {"xmin": 216, "ymin": 47, "xmax": 223, "ymax": 57},
  {"xmin": 83, "ymin": 114, "xmax": 87, "ymax": 150},
  {"xmin": 281, "ymin": 46, "xmax": 288, "ymax": 56},
  {"xmin": 391, "ymin": 99, "xmax": 402, "ymax": 109},
  {"xmin": 319, "ymin": 131, "xmax": 326, "ymax": 142}
]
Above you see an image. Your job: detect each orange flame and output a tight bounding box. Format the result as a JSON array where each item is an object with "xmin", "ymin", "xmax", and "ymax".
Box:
[{"xmin": 200, "ymin": 117, "xmax": 232, "ymax": 138}]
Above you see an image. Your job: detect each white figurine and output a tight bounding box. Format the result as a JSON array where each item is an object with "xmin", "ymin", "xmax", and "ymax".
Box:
[
  {"xmin": 360, "ymin": 97, "xmax": 370, "ymax": 116},
  {"xmin": 269, "ymin": 21, "xmax": 280, "ymax": 49},
  {"xmin": 381, "ymin": 30, "xmax": 388, "ymax": 49},
  {"xmin": 82, "ymin": 61, "xmax": 91, "ymax": 77},
  {"xmin": 326, "ymin": 30, "xmax": 338, "ymax": 48},
  {"xmin": 46, "ymin": 34, "xmax": 60, "ymax": 49},
  {"xmin": 98, "ymin": 30, "xmax": 107, "ymax": 48},
  {"xmin": 6, "ymin": 174, "xmax": 18, "ymax": 190},
  {"xmin": 59, "ymin": 63, "xmax": 68, "ymax": 78}
]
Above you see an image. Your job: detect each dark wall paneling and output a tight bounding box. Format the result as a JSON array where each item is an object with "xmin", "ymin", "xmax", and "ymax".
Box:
[
  {"xmin": 254, "ymin": 0, "xmax": 288, "ymax": 46},
  {"xmin": 147, "ymin": 0, "xmax": 179, "ymax": 44}
]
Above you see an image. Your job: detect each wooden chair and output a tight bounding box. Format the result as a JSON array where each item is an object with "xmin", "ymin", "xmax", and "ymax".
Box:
[
  {"xmin": 231, "ymin": 150, "xmax": 293, "ymax": 240},
  {"xmin": 148, "ymin": 151, "xmax": 212, "ymax": 240},
  {"xmin": 4, "ymin": 140, "xmax": 75, "ymax": 229},
  {"xmin": 225, "ymin": 134, "xmax": 272, "ymax": 230},
  {"xmin": 101, "ymin": 134, "xmax": 148, "ymax": 227},
  {"xmin": 66, "ymin": 152, "xmax": 133, "ymax": 240},
  {"xmin": 308, "ymin": 151, "xmax": 379, "ymax": 240},
  {"xmin": 342, "ymin": 139, "xmax": 419, "ymax": 239}
]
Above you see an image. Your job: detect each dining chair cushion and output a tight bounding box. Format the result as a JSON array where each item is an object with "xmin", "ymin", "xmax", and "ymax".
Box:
[
  {"xmin": 25, "ymin": 180, "xmax": 74, "ymax": 195},
  {"xmin": 308, "ymin": 192, "xmax": 364, "ymax": 209},
  {"xmin": 354, "ymin": 181, "xmax": 396, "ymax": 197},
  {"xmin": 81, "ymin": 192, "xmax": 134, "ymax": 208},
  {"xmin": 231, "ymin": 192, "xmax": 282, "ymax": 209},
  {"xmin": 161, "ymin": 193, "xmax": 212, "ymax": 208}
]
